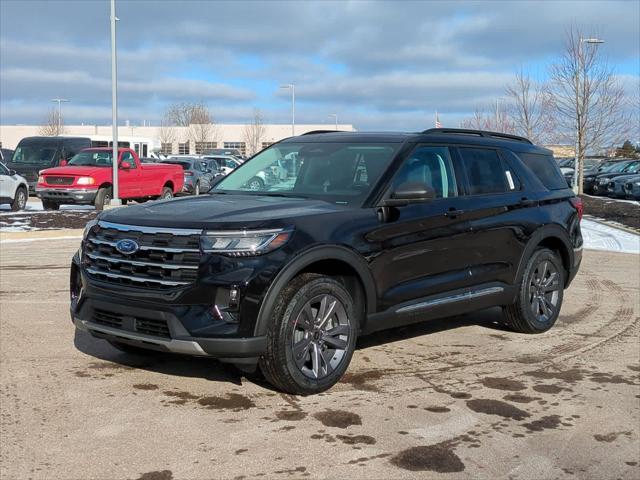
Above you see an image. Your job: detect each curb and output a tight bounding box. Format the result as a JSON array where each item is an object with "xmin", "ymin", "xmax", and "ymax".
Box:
[
  {"xmin": 583, "ymin": 215, "xmax": 640, "ymax": 236},
  {"xmin": 0, "ymin": 229, "xmax": 84, "ymax": 243}
]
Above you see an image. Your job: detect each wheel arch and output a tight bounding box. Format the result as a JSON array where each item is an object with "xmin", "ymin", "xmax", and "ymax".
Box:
[
  {"xmin": 163, "ymin": 180, "xmax": 175, "ymax": 192},
  {"xmin": 253, "ymin": 245, "xmax": 377, "ymax": 336}
]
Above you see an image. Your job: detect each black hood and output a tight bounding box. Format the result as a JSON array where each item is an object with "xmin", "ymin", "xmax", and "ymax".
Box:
[{"xmin": 99, "ymin": 193, "xmax": 347, "ymax": 230}]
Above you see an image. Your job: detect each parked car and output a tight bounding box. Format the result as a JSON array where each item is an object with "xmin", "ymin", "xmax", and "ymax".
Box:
[
  {"xmin": 592, "ymin": 160, "xmax": 640, "ymax": 195},
  {"xmin": 36, "ymin": 148, "xmax": 184, "ymax": 210},
  {"xmin": 0, "ymin": 148, "xmax": 14, "ymax": 163},
  {"xmin": 202, "ymin": 155, "xmax": 242, "ymax": 176},
  {"xmin": 160, "ymin": 157, "xmax": 216, "ymax": 195},
  {"xmin": 623, "ymin": 176, "xmax": 640, "ymax": 200},
  {"xmin": 0, "ymin": 162, "xmax": 29, "ymax": 211},
  {"xmin": 562, "ymin": 158, "xmax": 602, "ymax": 187},
  {"xmin": 70, "ymin": 128, "xmax": 583, "ymax": 394},
  {"xmin": 204, "ymin": 148, "xmax": 245, "ymax": 161},
  {"xmin": 6, "ymin": 136, "xmax": 92, "ymax": 191},
  {"xmin": 606, "ymin": 173, "xmax": 640, "ymax": 198}
]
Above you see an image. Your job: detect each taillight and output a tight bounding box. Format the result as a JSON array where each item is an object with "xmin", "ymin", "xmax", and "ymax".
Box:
[
  {"xmin": 184, "ymin": 171, "xmax": 194, "ymax": 176},
  {"xmin": 569, "ymin": 197, "xmax": 583, "ymax": 221}
]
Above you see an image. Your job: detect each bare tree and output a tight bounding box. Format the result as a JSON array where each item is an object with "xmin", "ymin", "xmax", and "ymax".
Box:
[
  {"xmin": 505, "ymin": 69, "xmax": 555, "ymax": 143},
  {"xmin": 243, "ymin": 109, "xmax": 267, "ymax": 156},
  {"xmin": 165, "ymin": 102, "xmax": 218, "ymax": 154},
  {"xmin": 460, "ymin": 105, "xmax": 515, "ymax": 134},
  {"xmin": 38, "ymin": 108, "xmax": 65, "ymax": 136},
  {"xmin": 157, "ymin": 117, "xmax": 176, "ymax": 154},
  {"xmin": 549, "ymin": 26, "xmax": 630, "ymax": 193}
]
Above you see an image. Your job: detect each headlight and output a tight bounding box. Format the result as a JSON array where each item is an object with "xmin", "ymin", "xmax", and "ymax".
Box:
[
  {"xmin": 635, "ymin": 182, "xmax": 640, "ymax": 186},
  {"xmin": 38, "ymin": 175, "xmax": 44, "ymax": 184},
  {"xmin": 77, "ymin": 177, "xmax": 96, "ymax": 185},
  {"xmin": 200, "ymin": 228, "xmax": 292, "ymax": 256},
  {"xmin": 599, "ymin": 178, "xmax": 608, "ymax": 185},
  {"xmin": 83, "ymin": 218, "xmax": 99, "ymax": 240}
]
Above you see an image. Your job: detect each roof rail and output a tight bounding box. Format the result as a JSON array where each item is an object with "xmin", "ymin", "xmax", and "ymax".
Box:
[
  {"xmin": 301, "ymin": 130, "xmax": 345, "ymax": 136},
  {"xmin": 421, "ymin": 128, "xmax": 533, "ymax": 144}
]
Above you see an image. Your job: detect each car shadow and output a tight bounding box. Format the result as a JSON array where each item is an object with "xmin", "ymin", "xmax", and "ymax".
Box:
[{"xmin": 73, "ymin": 306, "xmax": 510, "ymax": 388}]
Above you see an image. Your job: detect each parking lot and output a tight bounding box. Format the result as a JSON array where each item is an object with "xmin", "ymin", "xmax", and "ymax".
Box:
[{"xmin": 1, "ymin": 238, "xmax": 638, "ymax": 479}]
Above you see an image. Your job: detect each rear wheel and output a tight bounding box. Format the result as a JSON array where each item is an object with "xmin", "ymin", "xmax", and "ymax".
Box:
[
  {"xmin": 247, "ymin": 177, "xmax": 264, "ymax": 191},
  {"xmin": 42, "ymin": 199, "xmax": 60, "ymax": 211},
  {"xmin": 160, "ymin": 186, "xmax": 173, "ymax": 200},
  {"xmin": 94, "ymin": 186, "xmax": 112, "ymax": 211},
  {"xmin": 503, "ymin": 248, "xmax": 564, "ymax": 333},
  {"xmin": 259, "ymin": 273, "xmax": 358, "ymax": 395},
  {"xmin": 11, "ymin": 186, "xmax": 28, "ymax": 211}
]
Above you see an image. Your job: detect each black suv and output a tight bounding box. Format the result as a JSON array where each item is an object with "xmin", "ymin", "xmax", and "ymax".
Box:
[{"xmin": 70, "ymin": 129, "xmax": 583, "ymax": 394}]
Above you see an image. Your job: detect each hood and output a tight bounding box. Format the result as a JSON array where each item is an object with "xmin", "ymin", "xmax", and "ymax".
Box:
[
  {"xmin": 40, "ymin": 165, "xmax": 107, "ymax": 177},
  {"xmin": 611, "ymin": 173, "xmax": 640, "ymax": 183},
  {"xmin": 99, "ymin": 193, "xmax": 348, "ymax": 229}
]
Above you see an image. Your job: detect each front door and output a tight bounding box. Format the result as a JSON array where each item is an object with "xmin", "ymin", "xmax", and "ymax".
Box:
[{"xmin": 117, "ymin": 151, "xmax": 140, "ymax": 198}]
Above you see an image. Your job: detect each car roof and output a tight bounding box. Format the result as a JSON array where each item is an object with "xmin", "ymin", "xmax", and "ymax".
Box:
[{"xmin": 284, "ymin": 129, "xmax": 551, "ymax": 155}]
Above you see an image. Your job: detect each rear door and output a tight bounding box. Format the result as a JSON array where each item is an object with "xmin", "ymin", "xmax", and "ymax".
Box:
[{"xmin": 451, "ymin": 146, "xmax": 527, "ymax": 287}]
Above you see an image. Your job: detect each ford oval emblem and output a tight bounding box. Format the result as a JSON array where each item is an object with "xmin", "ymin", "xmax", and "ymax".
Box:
[{"xmin": 115, "ymin": 239, "xmax": 139, "ymax": 255}]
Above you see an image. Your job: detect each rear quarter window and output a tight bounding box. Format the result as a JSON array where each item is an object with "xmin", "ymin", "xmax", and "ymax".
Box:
[{"xmin": 518, "ymin": 152, "xmax": 568, "ymax": 190}]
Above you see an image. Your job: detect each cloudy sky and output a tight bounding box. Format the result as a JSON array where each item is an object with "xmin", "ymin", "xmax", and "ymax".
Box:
[{"xmin": 1, "ymin": 0, "xmax": 638, "ymax": 130}]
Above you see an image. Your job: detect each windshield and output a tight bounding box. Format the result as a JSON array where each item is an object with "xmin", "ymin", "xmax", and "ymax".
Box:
[
  {"xmin": 68, "ymin": 151, "xmax": 113, "ymax": 167},
  {"xmin": 608, "ymin": 162, "xmax": 633, "ymax": 173},
  {"xmin": 213, "ymin": 142, "xmax": 400, "ymax": 205},
  {"xmin": 623, "ymin": 162, "xmax": 640, "ymax": 173},
  {"xmin": 10, "ymin": 145, "xmax": 57, "ymax": 165}
]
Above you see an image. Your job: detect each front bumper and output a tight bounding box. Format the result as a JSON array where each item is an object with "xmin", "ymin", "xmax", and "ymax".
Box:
[{"xmin": 36, "ymin": 187, "xmax": 98, "ymax": 203}]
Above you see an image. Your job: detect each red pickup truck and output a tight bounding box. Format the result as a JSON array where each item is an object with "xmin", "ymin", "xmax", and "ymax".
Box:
[{"xmin": 36, "ymin": 148, "xmax": 184, "ymax": 210}]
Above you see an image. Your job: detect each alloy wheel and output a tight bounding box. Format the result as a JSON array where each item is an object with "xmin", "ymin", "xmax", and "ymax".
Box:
[
  {"xmin": 17, "ymin": 190, "xmax": 27, "ymax": 209},
  {"xmin": 528, "ymin": 259, "xmax": 561, "ymax": 323},
  {"xmin": 291, "ymin": 294, "xmax": 351, "ymax": 379}
]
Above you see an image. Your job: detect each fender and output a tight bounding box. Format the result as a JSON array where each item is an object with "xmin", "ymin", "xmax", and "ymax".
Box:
[
  {"xmin": 513, "ymin": 224, "xmax": 575, "ymax": 292},
  {"xmin": 253, "ymin": 244, "xmax": 377, "ymax": 336}
]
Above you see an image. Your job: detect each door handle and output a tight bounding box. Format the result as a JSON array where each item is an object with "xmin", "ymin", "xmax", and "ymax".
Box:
[{"xmin": 445, "ymin": 208, "xmax": 465, "ymax": 218}]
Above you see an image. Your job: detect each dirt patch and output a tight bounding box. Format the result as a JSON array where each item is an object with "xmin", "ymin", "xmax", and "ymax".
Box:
[
  {"xmin": 425, "ymin": 406, "xmax": 451, "ymax": 413},
  {"xmin": 390, "ymin": 443, "xmax": 465, "ymax": 473},
  {"xmin": 503, "ymin": 394, "xmax": 539, "ymax": 404},
  {"xmin": 0, "ymin": 210, "xmax": 97, "ymax": 231},
  {"xmin": 589, "ymin": 373, "xmax": 636, "ymax": 385},
  {"xmin": 314, "ymin": 409, "xmax": 362, "ymax": 429},
  {"xmin": 525, "ymin": 368, "xmax": 585, "ymax": 384},
  {"xmin": 628, "ymin": 365, "xmax": 640, "ymax": 372},
  {"xmin": 594, "ymin": 431, "xmax": 632, "ymax": 442},
  {"xmin": 522, "ymin": 415, "xmax": 563, "ymax": 432},
  {"xmin": 336, "ymin": 434, "xmax": 376, "ymax": 445},
  {"xmin": 162, "ymin": 390, "xmax": 199, "ymax": 405},
  {"xmin": 533, "ymin": 384, "xmax": 564, "ymax": 394},
  {"xmin": 137, "ymin": 471, "xmax": 173, "ymax": 480},
  {"xmin": 275, "ymin": 410, "xmax": 307, "ymax": 421},
  {"xmin": 450, "ymin": 392, "xmax": 472, "ymax": 399},
  {"xmin": 310, "ymin": 433, "xmax": 336, "ymax": 443},
  {"xmin": 133, "ymin": 383, "xmax": 159, "ymax": 391},
  {"xmin": 466, "ymin": 399, "xmax": 530, "ymax": 420},
  {"xmin": 197, "ymin": 393, "xmax": 255, "ymax": 411},
  {"xmin": 340, "ymin": 370, "xmax": 385, "ymax": 391},
  {"xmin": 482, "ymin": 377, "xmax": 527, "ymax": 391},
  {"xmin": 581, "ymin": 195, "xmax": 640, "ymax": 230}
]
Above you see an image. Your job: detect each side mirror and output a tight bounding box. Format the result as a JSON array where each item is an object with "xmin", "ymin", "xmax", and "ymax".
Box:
[
  {"xmin": 382, "ymin": 182, "xmax": 436, "ymax": 207},
  {"xmin": 9, "ymin": 169, "xmax": 17, "ymax": 176},
  {"xmin": 59, "ymin": 159, "xmax": 68, "ymax": 167},
  {"xmin": 120, "ymin": 161, "xmax": 131, "ymax": 170}
]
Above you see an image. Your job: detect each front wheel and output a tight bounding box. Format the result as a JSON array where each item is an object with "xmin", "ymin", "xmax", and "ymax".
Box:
[
  {"xmin": 11, "ymin": 187, "xmax": 28, "ymax": 211},
  {"xmin": 503, "ymin": 248, "xmax": 565, "ymax": 333},
  {"xmin": 259, "ymin": 273, "xmax": 358, "ymax": 395},
  {"xmin": 94, "ymin": 186, "xmax": 112, "ymax": 211},
  {"xmin": 42, "ymin": 199, "xmax": 60, "ymax": 211}
]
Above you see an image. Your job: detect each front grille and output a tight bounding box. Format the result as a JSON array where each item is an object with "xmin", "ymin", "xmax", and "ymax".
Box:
[
  {"xmin": 45, "ymin": 175, "xmax": 74, "ymax": 185},
  {"xmin": 84, "ymin": 221, "xmax": 202, "ymax": 289},
  {"xmin": 91, "ymin": 308, "xmax": 170, "ymax": 338}
]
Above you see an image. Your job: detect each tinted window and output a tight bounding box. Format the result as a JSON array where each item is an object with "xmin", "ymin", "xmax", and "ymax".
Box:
[
  {"xmin": 392, "ymin": 146, "xmax": 458, "ymax": 198},
  {"xmin": 459, "ymin": 148, "xmax": 508, "ymax": 195},
  {"xmin": 121, "ymin": 151, "xmax": 136, "ymax": 168},
  {"xmin": 518, "ymin": 153, "xmax": 567, "ymax": 190},
  {"xmin": 0, "ymin": 163, "xmax": 9, "ymax": 175}
]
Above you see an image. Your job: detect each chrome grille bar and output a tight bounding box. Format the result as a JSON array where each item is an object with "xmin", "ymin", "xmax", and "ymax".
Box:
[
  {"xmin": 86, "ymin": 267, "xmax": 190, "ymax": 286},
  {"xmin": 88, "ymin": 237, "xmax": 200, "ymax": 253},
  {"xmin": 86, "ymin": 252, "xmax": 199, "ymax": 270}
]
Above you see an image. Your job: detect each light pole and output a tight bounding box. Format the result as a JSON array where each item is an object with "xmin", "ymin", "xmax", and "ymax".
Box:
[
  {"xmin": 328, "ymin": 114, "xmax": 338, "ymax": 130},
  {"xmin": 51, "ymin": 98, "xmax": 69, "ymax": 134},
  {"xmin": 280, "ymin": 84, "xmax": 295, "ymax": 136},
  {"xmin": 494, "ymin": 97, "xmax": 505, "ymax": 131},
  {"xmin": 573, "ymin": 37, "xmax": 604, "ymax": 194},
  {"xmin": 110, "ymin": 0, "xmax": 121, "ymax": 206}
]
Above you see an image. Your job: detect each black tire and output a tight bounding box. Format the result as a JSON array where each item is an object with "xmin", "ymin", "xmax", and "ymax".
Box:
[
  {"xmin": 503, "ymin": 248, "xmax": 565, "ymax": 334},
  {"xmin": 42, "ymin": 199, "xmax": 60, "ymax": 211},
  {"xmin": 11, "ymin": 186, "xmax": 28, "ymax": 211},
  {"xmin": 194, "ymin": 182, "xmax": 200, "ymax": 196},
  {"xmin": 160, "ymin": 186, "xmax": 174, "ymax": 200},
  {"xmin": 247, "ymin": 177, "xmax": 264, "ymax": 191},
  {"xmin": 259, "ymin": 273, "xmax": 358, "ymax": 395},
  {"xmin": 94, "ymin": 186, "xmax": 112, "ymax": 211},
  {"xmin": 107, "ymin": 340, "xmax": 160, "ymax": 355}
]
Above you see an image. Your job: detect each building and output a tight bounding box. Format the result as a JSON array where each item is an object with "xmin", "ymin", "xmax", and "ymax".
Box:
[
  {"xmin": 0, "ymin": 123, "xmax": 355, "ymax": 156},
  {"xmin": 543, "ymin": 144, "xmax": 575, "ymax": 158}
]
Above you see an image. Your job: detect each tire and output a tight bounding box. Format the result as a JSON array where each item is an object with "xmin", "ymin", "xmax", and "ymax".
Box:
[
  {"xmin": 42, "ymin": 199, "xmax": 60, "ymax": 211},
  {"xmin": 160, "ymin": 186, "xmax": 174, "ymax": 200},
  {"xmin": 194, "ymin": 182, "xmax": 200, "ymax": 196},
  {"xmin": 10, "ymin": 186, "xmax": 28, "ymax": 211},
  {"xmin": 107, "ymin": 340, "xmax": 160, "ymax": 356},
  {"xmin": 247, "ymin": 177, "xmax": 264, "ymax": 191},
  {"xmin": 94, "ymin": 186, "xmax": 112, "ymax": 211},
  {"xmin": 503, "ymin": 248, "xmax": 565, "ymax": 334},
  {"xmin": 259, "ymin": 273, "xmax": 359, "ymax": 395}
]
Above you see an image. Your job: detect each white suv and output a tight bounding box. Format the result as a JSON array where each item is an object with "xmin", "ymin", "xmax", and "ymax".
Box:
[{"xmin": 0, "ymin": 162, "xmax": 29, "ymax": 211}]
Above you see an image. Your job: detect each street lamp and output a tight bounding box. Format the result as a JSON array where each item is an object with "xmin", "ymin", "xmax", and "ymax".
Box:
[
  {"xmin": 110, "ymin": 0, "xmax": 121, "ymax": 206},
  {"xmin": 328, "ymin": 114, "xmax": 338, "ymax": 130},
  {"xmin": 573, "ymin": 37, "xmax": 604, "ymax": 194},
  {"xmin": 51, "ymin": 98, "xmax": 69, "ymax": 133},
  {"xmin": 280, "ymin": 84, "xmax": 295, "ymax": 136}
]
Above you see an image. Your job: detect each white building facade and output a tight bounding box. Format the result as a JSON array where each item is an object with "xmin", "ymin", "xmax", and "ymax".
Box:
[{"xmin": 0, "ymin": 123, "xmax": 355, "ymax": 156}]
